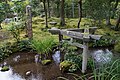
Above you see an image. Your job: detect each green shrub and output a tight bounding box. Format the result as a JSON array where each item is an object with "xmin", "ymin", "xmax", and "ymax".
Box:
[
  {"xmin": 64, "ymin": 52, "xmax": 82, "ymax": 69},
  {"xmin": 16, "ymin": 40, "xmax": 32, "ymax": 51},
  {"xmin": 114, "ymin": 41, "xmax": 120, "ymax": 52},
  {"xmin": 0, "ymin": 42, "xmax": 12, "ymax": 61},
  {"xmin": 7, "ymin": 22, "xmax": 24, "ymax": 42},
  {"xmin": 63, "ymin": 53, "xmax": 82, "ymax": 72},
  {"xmin": 90, "ymin": 35, "xmax": 115, "ymax": 47}
]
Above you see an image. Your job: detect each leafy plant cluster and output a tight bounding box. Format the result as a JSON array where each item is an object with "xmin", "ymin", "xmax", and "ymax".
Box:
[
  {"xmin": 0, "ymin": 43, "xmax": 12, "ymax": 61},
  {"xmin": 64, "ymin": 52, "xmax": 82, "ymax": 72},
  {"xmin": 90, "ymin": 35, "xmax": 116, "ymax": 47},
  {"xmin": 7, "ymin": 22, "xmax": 24, "ymax": 42},
  {"xmin": 31, "ymin": 37, "xmax": 56, "ymax": 60},
  {"xmin": 0, "ymin": 40, "xmax": 32, "ymax": 61}
]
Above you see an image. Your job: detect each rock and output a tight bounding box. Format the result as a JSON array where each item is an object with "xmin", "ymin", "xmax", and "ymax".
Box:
[
  {"xmin": 59, "ymin": 61, "xmax": 72, "ymax": 72},
  {"xmin": 93, "ymin": 49, "xmax": 113, "ymax": 64},
  {"xmin": 49, "ymin": 22, "xmax": 57, "ymax": 25},
  {"xmin": 26, "ymin": 71, "xmax": 32, "ymax": 76},
  {"xmin": 52, "ymin": 51, "xmax": 60, "ymax": 64},
  {"xmin": 35, "ymin": 54, "xmax": 40, "ymax": 63},
  {"xmin": 1, "ymin": 66, "xmax": 9, "ymax": 72},
  {"xmin": 40, "ymin": 14, "xmax": 45, "ymax": 18},
  {"xmin": 41, "ymin": 60, "xmax": 52, "ymax": 65}
]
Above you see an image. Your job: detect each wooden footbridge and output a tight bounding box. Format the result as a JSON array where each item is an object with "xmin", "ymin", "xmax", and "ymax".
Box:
[{"xmin": 49, "ymin": 27, "xmax": 102, "ymax": 73}]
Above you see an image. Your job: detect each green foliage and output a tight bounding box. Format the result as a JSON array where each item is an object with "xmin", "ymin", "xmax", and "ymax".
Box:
[
  {"xmin": 60, "ymin": 60, "xmax": 73, "ymax": 72},
  {"xmin": 91, "ymin": 37, "xmax": 113, "ymax": 47},
  {"xmin": 58, "ymin": 59, "xmax": 120, "ymax": 80},
  {"xmin": 0, "ymin": 42, "xmax": 12, "ymax": 61},
  {"xmin": 30, "ymin": 0, "xmax": 44, "ymax": 16},
  {"xmin": 114, "ymin": 41, "xmax": 120, "ymax": 52},
  {"xmin": 11, "ymin": 0, "xmax": 29, "ymax": 15},
  {"xmin": 41, "ymin": 59, "xmax": 52, "ymax": 65},
  {"xmin": 31, "ymin": 37, "xmax": 56, "ymax": 59},
  {"xmin": 0, "ymin": 2, "xmax": 10, "ymax": 24},
  {"xmin": 0, "ymin": 40, "xmax": 31, "ymax": 61},
  {"xmin": 7, "ymin": 22, "xmax": 24, "ymax": 42},
  {"xmin": 90, "ymin": 59, "xmax": 120, "ymax": 80},
  {"xmin": 13, "ymin": 40, "xmax": 32, "ymax": 52},
  {"xmin": 64, "ymin": 52, "xmax": 82, "ymax": 70}
]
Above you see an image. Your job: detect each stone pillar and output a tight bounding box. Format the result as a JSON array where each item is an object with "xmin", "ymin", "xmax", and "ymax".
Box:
[{"xmin": 26, "ymin": 5, "xmax": 33, "ymax": 40}]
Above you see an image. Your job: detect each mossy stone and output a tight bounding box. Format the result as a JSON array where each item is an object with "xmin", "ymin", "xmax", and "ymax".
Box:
[
  {"xmin": 41, "ymin": 60, "xmax": 52, "ymax": 65},
  {"xmin": 1, "ymin": 66, "xmax": 9, "ymax": 72},
  {"xmin": 59, "ymin": 60, "xmax": 72, "ymax": 72}
]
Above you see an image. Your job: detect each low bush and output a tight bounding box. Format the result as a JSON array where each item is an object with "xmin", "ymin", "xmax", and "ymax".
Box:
[{"xmin": 114, "ymin": 41, "xmax": 120, "ymax": 52}]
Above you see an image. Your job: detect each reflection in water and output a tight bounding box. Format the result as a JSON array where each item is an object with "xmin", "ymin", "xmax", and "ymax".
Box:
[
  {"xmin": 35, "ymin": 54, "xmax": 40, "ymax": 63},
  {"xmin": 0, "ymin": 67, "xmax": 24, "ymax": 80},
  {"xmin": 92, "ymin": 49, "xmax": 113, "ymax": 64},
  {"xmin": 0, "ymin": 52, "xmax": 62, "ymax": 80},
  {"xmin": 52, "ymin": 51, "xmax": 60, "ymax": 64},
  {"xmin": 13, "ymin": 55, "xmax": 20, "ymax": 62}
]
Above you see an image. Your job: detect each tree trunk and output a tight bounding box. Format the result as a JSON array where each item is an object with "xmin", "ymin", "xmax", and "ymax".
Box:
[
  {"xmin": 56, "ymin": 2, "xmax": 60, "ymax": 18},
  {"xmin": 0, "ymin": 22, "xmax": 2, "ymax": 29},
  {"xmin": 112, "ymin": 0, "xmax": 119, "ymax": 18},
  {"xmin": 47, "ymin": 0, "xmax": 51, "ymax": 18},
  {"xmin": 77, "ymin": 0, "xmax": 82, "ymax": 28},
  {"xmin": 72, "ymin": 0, "xmax": 75, "ymax": 18},
  {"xmin": 60, "ymin": 0, "xmax": 65, "ymax": 26},
  {"xmin": 106, "ymin": 1, "xmax": 111, "ymax": 26},
  {"xmin": 115, "ymin": 16, "xmax": 120, "ymax": 30},
  {"xmin": 43, "ymin": 0, "xmax": 48, "ymax": 28}
]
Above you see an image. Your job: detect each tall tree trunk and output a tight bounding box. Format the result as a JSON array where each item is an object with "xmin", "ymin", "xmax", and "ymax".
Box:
[
  {"xmin": 72, "ymin": 0, "xmax": 75, "ymax": 18},
  {"xmin": 47, "ymin": 0, "xmax": 51, "ymax": 18},
  {"xmin": 106, "ymin": 1, "xmax": 111, "ymax": 26},
  {"xmin": 112, "ymin": 0, "xmax": 119, "ymax": 18},
  {"xmin": 43, "ymin": 0, "xmax": 48, "ymax": 28},
  {"xmin": 60, "ymin": 0, "xmax": 65, "ymax": 26},
  {"xmin": 56, "ymin": 2, "xmax": 60, "ymax": 18},
  {"xmin": 115, "ymin": 16, "xmax": 120, "ymax": 30},
  {"xmin": 0, "ymin": 22, "xmax": 2, "ymax": 29},
  {"xmin": 77, "ymin": 0, "xmax": 82, "ymax": 28}
]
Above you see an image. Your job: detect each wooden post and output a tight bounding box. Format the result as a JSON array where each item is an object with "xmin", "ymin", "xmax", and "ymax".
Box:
[
  {"xmin": 82, "ymin": 42, "xmax": 88, "ymax": 73},
  {"xmin": 59, "ymin": 32, "xmax": 63, "ymax": 48},
  {"xmin": 82, "ymin": 28, "xmax": 89, "ymax": 73},
  {"xmin": 26, "ymin": 5, "xmax": 33, "ymax": 40}
]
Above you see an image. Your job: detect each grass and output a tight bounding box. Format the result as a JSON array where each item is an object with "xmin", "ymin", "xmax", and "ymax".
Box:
[{"xmin": 57, "ymin": 59, "xmax": 120, "ymax": 80}]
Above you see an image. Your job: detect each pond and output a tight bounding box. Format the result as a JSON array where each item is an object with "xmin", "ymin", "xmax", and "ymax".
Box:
[
  {"xmin": 0, "ymin": 51, "xmax": 76, "ymax": 80},
  {"xmin": 0, "ymin": 47, "xmax": 119, "ymax": 80}
]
